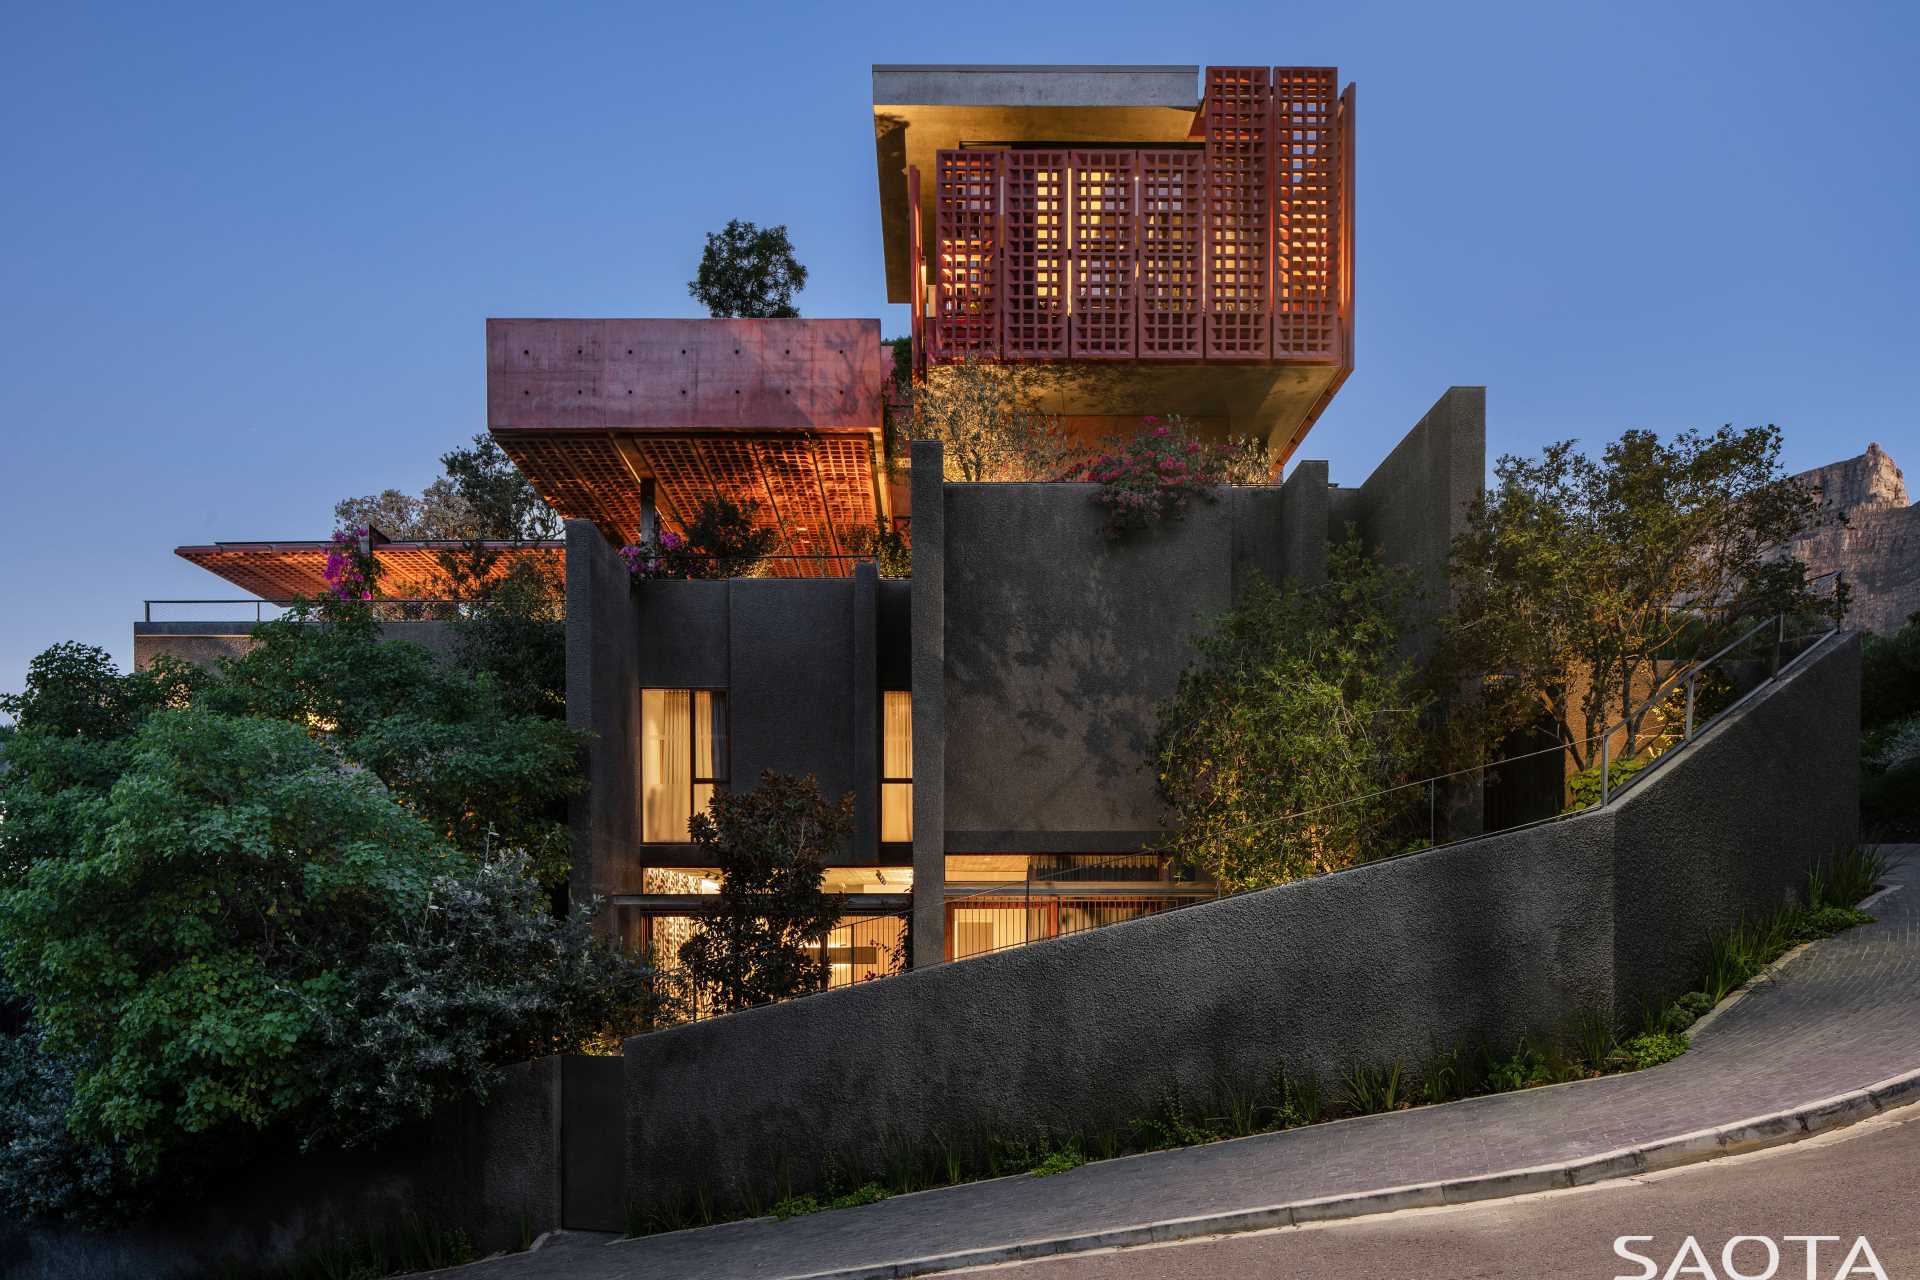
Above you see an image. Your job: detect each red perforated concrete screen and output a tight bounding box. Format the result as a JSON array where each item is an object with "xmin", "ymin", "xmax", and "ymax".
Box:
[{"xmin": 917, "ymin": 66, "xmax": 1349, "ymax": 374}]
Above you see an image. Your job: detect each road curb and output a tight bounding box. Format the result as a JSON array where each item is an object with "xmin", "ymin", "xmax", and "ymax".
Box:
[{"xmin": 784, "ymin": 1067, "xmax": 1920, "ymax": 1280}]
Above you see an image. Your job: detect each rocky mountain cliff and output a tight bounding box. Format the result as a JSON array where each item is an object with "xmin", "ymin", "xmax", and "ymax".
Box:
[{"xmin": 1787, "ymin": 442, "xmax": 1918, "ymax": 634}]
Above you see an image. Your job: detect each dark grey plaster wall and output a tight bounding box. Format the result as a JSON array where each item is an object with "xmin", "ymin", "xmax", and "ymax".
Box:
[
  {"xmin": 1330, "ymin": 386, "xmax": 1486, "ymax": 646},
  {"xmin": 624, "ymin": 806, "xmax": 1616, "ymax": 1217},
  {"xmin": 910, "ymin": 440, "xmax": 949, "ymax": 968},
  {"xmin": 940, "ymin": 481, "xmax": 1241, "ymax": 854},
  {"xmin": 620, "ymin": 634, "xmax": 1858, "ymax": 1215},
  {"xmin": 1609, "ymin": 632, "xmax": 1862, "ymax": 1011},
  {"xmin": 570, "ymin": 524, "xmax": 901, "ymax": 883},
  {"xmin": 4, "ymin": 1058, "xmax": 564, "ymax": 1278},
  {"xmin": 568, "ymin": 521, "xmax": 645, "ymax": 899}
]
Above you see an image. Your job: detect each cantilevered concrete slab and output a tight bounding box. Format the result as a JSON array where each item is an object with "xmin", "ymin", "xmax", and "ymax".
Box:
[{"xmin": 874, "ymin": 65, "xmax": 1201, "ymax": 302}]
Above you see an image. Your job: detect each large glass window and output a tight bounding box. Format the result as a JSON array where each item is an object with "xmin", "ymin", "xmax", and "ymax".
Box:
[
  {"xmin": 641, "ymin": 689, "xmax": 728, "ymax": 842},
  {"xmin": 881, "ymin": 690, "xmax": 913, "ymax": 843}
]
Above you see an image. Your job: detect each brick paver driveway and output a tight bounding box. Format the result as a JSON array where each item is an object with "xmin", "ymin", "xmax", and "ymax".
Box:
[{"xmin": 444, "ymin": 850, "xmax": 1918, "ymax": 1280}]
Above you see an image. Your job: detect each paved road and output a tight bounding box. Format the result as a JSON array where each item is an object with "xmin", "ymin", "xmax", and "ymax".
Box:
[
  {"xmin": 987, "ymin": 1106, "xmax": 1920, "ymax": 1280},
  {"xmin": 444, "ymin": 854, "xmax": 1919, "ymax": 1280}
]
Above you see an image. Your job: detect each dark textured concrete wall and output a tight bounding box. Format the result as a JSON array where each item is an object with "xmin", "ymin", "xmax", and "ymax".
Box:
[
  {"xmin": 621, "ymin": 634, "xmax": 1858, "ymax": 1215},
  {"xmin": 939, "ymin": 479, "xmax": 1310, "ymax": 856},
  {"xmin": 568, "ymin": 521, "xmax": 646, "ymax": 900},
  {"xmin": 5, "ymin": 1058, "xmax": 565, "ymax": 1278},
  {"xmin": 569, "ymin": 522, "xmax": 900, "ymax": 889},
  {"xmin": 940, "ymin": 480, "xmax": 1231, "ymax": 852},
  {"xmin": 1329, "ymin": 386, "xmax": 1485, "ymax": 645},
  {"xmin": 1610, "ymin": 632, "xmax": 1862, "ymax": 1010},
  {"xmin": 910, "ymin": 440, "xmax": 949, "ymax": 968}
]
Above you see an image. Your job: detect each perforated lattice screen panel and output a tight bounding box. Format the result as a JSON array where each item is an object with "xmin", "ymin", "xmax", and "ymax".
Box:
[
  {"xmin": 497, "ymin": 434, "xmax": 644, "ymax": 542},
  {"xmin": 178, "ymin": 543, "xmax": 562, "ymax": 600},
  {"xmin": 1136, "ymin": 149, "xmax": 1205, "ymax": 359},
  {"xmin": 1001, "ymin": 151, "xmax": 1070, "ymax": 359},
  {"xmin": 915, "ymin": 67, "xmax": 1348, "ymax": 370},
  {"xmin": 932, "ymin": 149, "xmax": 1002, "ymax": 362},
  {"xmin": 1070, "ymin": 150, "xmax": 1138, "ymax": 359},
  {"xmin": 1204, "ymin": 66, "xmax": 1273, "ymax": 360},
  {"xmin": 1272, "ymin": 67, "xmax": 1341, "ymax": 360}
]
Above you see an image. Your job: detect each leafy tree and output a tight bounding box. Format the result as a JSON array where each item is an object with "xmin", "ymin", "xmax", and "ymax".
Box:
[
  {"xmin": 687, "ymin": 219, "xmax": 808, "ymax": 319},
  {"xmin": 1151, "ymin": 537, "xmax": 1428, "ymax": 891},
  {"xmin": 0, "ymin": 980, "xmax": 146, "ymax": 1226},
  {"xmin": 1445, "ymin": 425, "xmax": 1839, "ymax": 772},
  {"xmin": 0, "ymin": 707, "xmax": 648, "ymax": 1209},
  {"xmin": 453, "ymin": 558, "xmax": 568, "ymax": 719},
  {"xmin": 0, "ymin": 645, "xmax": 202, "ymax": 886},
  {"xmin": 332, "ymin": 480, "xmax": 471, "ymax": 541},
  {"xmin": 202, "ymin": 602, "xmax": 584, "ymax": 889},
  {"xmin": 676, "ymin": 495, "xmax": 781, "ymax": 578},
  {"xmin": 1862, "ymin": 613, "xmax": 1920, "ymax": 737},
  {"xmin": 844, "ymin": 517, "xmax": 912, "ymax": 578},
  {"xmin": 904, "ymin": 356, "xmax": 1081, "ymax": 482},
  {"xmin": 677, "ymin": 771, "xmax": 850, "ymax": 1012}
]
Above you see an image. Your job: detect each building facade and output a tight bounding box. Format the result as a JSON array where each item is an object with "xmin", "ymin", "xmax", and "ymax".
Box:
[{"xmin": 142, "ymin": 64, "xmax": 1494, "ymax": 977}]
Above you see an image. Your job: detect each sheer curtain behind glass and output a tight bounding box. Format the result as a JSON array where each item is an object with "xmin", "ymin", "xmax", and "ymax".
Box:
[
  {"xmin": 642, "ymin": 690, "xmax": 692, "ymax": 842},
  {"xmin": 882, "ymin": 691, "xmax": 913, "ymax": 842},
  {"xmin": 694, "ymin": 690, "xmax": 726, "ymax": 818}
]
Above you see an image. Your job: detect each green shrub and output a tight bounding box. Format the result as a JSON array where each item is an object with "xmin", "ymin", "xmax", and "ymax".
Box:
[
  {"xmin": 1151, "ymin": 538, "xmax": 1427, "ymax": 891},
  {"xmin": 0, "ymin": 709, "xmax": 649, "ymax": 1216},
  {"xmin": 1564, "ymin": 753, "xmax": 1653, "ymax": 812},
  {"xmin": 1339, "ymin": 1060, "xmax": 1407, "ymax": 1115},
  {"xmin": 1811, "ymin": 846, "xmax": 1887, "ymax": 908},
  {"xmin": 1029, "ymin": 1146, "xmax": 1086, "ymax": 1177},
  {"xmin": 1618, "ymin": 1032, "xmax": 1688, "ymax": 1070}
]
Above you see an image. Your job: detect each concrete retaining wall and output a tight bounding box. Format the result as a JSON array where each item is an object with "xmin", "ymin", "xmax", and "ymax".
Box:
[{"xmin": 622, "ymin": 633, "xmax": 1860, "ymax": 1218}]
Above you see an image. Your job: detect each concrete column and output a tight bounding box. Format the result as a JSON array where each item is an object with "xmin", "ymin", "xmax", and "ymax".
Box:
[
  {"xmin": 1278, "ymin": 458, "xmax": 1330, "ymax": 587},
  {"xmin": 909, "ymin": 441, "xmax": 946, "ymax": 968},
  {"xmin": 851, "ymin": 562, "xmax": 879, "ymax": 862}
]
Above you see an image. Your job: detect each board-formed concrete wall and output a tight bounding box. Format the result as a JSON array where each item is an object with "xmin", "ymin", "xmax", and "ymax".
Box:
[{"xmin": 622, "ymin": 633, "xmax": 1858, "ymax": 1217}]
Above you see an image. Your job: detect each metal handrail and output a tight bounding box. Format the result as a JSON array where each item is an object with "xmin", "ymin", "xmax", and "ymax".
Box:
[{"xmin": 142, "ymin": 598, "xmax": 469, "ymax": 622}]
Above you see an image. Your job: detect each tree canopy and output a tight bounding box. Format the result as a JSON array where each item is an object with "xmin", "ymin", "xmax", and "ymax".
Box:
[
  {"xmin": 687, "ymin": 219, "xmax": 808, "ymax": 319},
  {"xmin": 677, "ymin": 771, "xmax": 850, "ymax": 1013},
  {"xmin": 1151, "ymin": 537, "xmax": 1428, "ymax": 891},
  {"xmin": 1444, "ymin": 425, "xmax": 1839, "ymax": 771},
  {"xmin": 0, "ymin": 636, "xmax": 644, "ymax": 1223}
]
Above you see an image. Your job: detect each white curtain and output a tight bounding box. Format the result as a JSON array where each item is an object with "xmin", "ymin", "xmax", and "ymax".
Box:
[
  {"xmin": 642, "ymin": 689, "xmax": 692, "ymax": 842},
  {"xmin": 882, "ymin": 691, "xmax": 913, "ymax": 842}
]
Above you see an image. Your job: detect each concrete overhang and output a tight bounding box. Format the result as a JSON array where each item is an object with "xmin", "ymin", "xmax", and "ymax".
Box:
[{"xmin": 874, "ymin": 65, "xmax": 1201, "ymax": 303}]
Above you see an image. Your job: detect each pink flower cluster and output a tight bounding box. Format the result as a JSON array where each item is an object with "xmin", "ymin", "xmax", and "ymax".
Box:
[
  {"xmin": 1073, "ymin": 417, "xmax": 1234, "ymax": 539},
  {"xmin": 322, "ymin": 526, "xmax": 377, "ymax": 601},
  {"xmin": 619, "ymin": 530, "xmax": 691, "ymax": 580}
]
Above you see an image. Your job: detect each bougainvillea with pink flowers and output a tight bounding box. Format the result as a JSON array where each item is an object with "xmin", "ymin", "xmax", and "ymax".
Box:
[
  {"xmin": 322, "ymin": 526, "xmax": 379, "ymax": 601},
  {"xmin": 1071, "ymin": 417, "xmax": 1267, "ymax": 539},
  {"xmin": 618, "ymin": 530, "xmax": 691, "ymax": 580}
]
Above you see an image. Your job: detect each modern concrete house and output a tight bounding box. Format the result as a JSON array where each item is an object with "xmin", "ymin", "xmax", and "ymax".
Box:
[{"xmin": 146, "ymin": 63, "xmax": 1493, "ymax": 979}]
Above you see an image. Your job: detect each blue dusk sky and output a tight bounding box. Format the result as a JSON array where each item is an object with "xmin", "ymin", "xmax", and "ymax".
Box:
[{"xmin": 1, "ymin": 1, "xmax": 1916, "ymax": 698}]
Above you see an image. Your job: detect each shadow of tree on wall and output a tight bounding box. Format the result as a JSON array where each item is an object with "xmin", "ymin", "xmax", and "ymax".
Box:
[{"xmin": 941, "ymin": 484, "xmax": 1238, "ymax": 838}]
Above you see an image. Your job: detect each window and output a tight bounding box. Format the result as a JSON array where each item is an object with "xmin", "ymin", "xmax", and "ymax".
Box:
[
  {"xmin": 641, "ymin": 689, "xmax": 728, "ymax": 842},
  {"xmin": 881, "ymin": 690, "xmax": 912, "ymax": 843}
]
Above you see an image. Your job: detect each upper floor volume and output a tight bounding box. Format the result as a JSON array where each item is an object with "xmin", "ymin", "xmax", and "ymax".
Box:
[{"xmin": 876, "ymin": 65, "xmax": 1355, "ymax": 462}]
